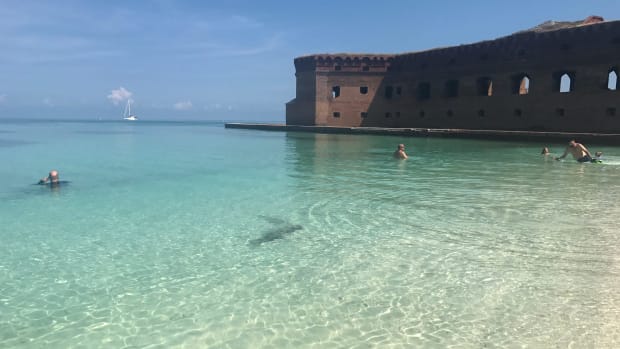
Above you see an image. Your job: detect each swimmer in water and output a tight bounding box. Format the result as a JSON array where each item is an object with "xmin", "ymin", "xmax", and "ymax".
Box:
[
  {"xmin": 38, "ymin": 170, "xmax": 60, "ymax": 185},
  {"xmin": 555, "ymin": 140, "xmax": 593, "ymax": 162},
  {"xmin": 541, "ymin": 147, "xmax": 550, "ymax": 155},
  {"xmin": 393, "ymin": 144, "xmax": 408, "ymax": 159}
]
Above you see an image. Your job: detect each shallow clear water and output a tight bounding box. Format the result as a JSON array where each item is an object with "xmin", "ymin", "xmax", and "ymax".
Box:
[{"xmin": 1, "ymin": 120, "xmax": 619, "ymax": 348}]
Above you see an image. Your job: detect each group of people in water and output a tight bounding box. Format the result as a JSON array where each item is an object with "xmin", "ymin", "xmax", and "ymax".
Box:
[
  {"xmin": 35, "ymin": 140, "xmax": 604, "ymax": 187},
  {"xmin": 393, "ymin": 140, "xmax": 604, "ymax": 163},
  {"xmin": 541, "ymin": 140, "xmax": 603, "ymax": 163}
]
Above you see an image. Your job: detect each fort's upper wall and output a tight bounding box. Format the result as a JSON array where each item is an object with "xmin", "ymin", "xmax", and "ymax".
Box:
[
  {"xmin": 391, "ymin": 18, "xmax": 620, "ymax": 74},
  {"xmin": 294, "ymin": 17, "xmax": 619, "ymax": 75},
  {"xmin": 294, "ymin": 54, "xmax": 394, "ymax": 73}
]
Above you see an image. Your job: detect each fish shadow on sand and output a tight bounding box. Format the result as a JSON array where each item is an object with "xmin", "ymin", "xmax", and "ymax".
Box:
[{"xmin": 249, "ymin": 216, "xmax": 303, "ymax": 247}]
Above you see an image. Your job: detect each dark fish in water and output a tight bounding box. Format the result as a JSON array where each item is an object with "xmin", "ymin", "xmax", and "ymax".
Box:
[{"xmin": 249, "ymin": 223, "xmax": 303, "ymax": 246}]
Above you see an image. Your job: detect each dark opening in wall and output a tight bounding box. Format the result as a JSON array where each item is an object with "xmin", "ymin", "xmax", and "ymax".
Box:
[
  {"xmin": 333, "ymin": 112, "xmax": 340, "ymax": 118},
  {"xmin": 395, "ymin": 112, "xmax": 401, "ymax": 118},
  {"xmin": 444, "ymin": 80, "xmax": 459, "ymax": 98},
  {"xmin": 606, "ymin": 107, "xmax": 616, "ymax": 117},
  {"xmin": 608, "ymin": 69, "xmax": 618, "ymax": 90},
  {"xmin": 476, "ymin": 77, "xmax": 493, "ymax": 96},
  {"xmin": 361, "ymin": 112, "xmax": 368, "ymax": 118},
  {"xmin": 334, "ymin": 65, "xmax": 342, "ymax": 71},
  {"xmin": 396, "ymin": 86, "xmax": 402, "ymax": 96},
  {"xmin": 362, "ymin": 66, "xmax": 370, "ymax": 72},
  {"xmin": 417, "ymin": 82, "xmax": 431, "ymax": 100},
  {"xmin": 556, "ymin": 108, "xmax": 565, "ymax": 117},
  {"xmin": 514, "ymin": 109, "xmax": 523, "ymax": 117},
  {"xmin": 360, "ymin": 86, "xmax": 368, "ymax": 94},
  {"xmin": 446, "ymin": 110, "xmax": 454, "ymax": 117},
  {"xmin": 332, "ymin": 86, "xmax": 340, "ymax": 98},
  {"xmin": 607, "ymin": 107, "xmax": 616, "ymax": 116},
  {"xmin": 512, "ymin": 74, "xmax": 530, "ymax": 95},
  {"xmin": 419, "ymin": 111, "xmax": 425, "ymax": 118},
  {"xmin": 385, "ymin": 86, "xmax": 394, "ymax": 99},
  {"xmin": 385, "ymin": 112, "xmax": 391, "ymax": 118},
  {"xmin": 478, "ymin": 109, "xmax": 486, "ymax": 117},
  {"xmin": 555, "ymin": 72, "xmax": 575, "ymax": 93}
]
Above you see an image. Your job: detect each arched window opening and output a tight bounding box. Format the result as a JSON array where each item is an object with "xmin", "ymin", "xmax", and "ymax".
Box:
[
  {"xmin": 477, "ymin": 77, "xmax": 493, "ymax": 96},
  {"xmin": 512, "ymin": 74, "xmax": 531, "ymax": 95},
  {"xmin": 444, "ymin": 80, "xmax": 459, "ymax": 98},
  {"xmin": 608, "ymin": 69, "xmax": 618, "ymax": 90},
  {"xmin": 560, "ymin": 73, "xmax": 572, "ymax": 93},
  {"xmin": 332, "ymin": 86, "xmax": 340, "ymax": 99},
  {"xmin": 519, "ymin": 76, "xmax": 530, "ymax": 95},
  {"xmin": 417, "ymin": 82, "xmax": 431, "ymax": 101}
]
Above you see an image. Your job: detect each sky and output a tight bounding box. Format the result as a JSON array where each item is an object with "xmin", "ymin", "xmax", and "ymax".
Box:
[{"xmin": 0, "ymin": 0, "xmax": 618, "ymax": 121}]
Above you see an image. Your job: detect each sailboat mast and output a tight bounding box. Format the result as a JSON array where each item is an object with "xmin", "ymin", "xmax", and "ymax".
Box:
[{"xmin": 128, "ymin": 100, "xmax": 131, "ymax": 116}]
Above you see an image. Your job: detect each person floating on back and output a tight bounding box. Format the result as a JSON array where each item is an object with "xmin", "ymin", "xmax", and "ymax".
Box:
[
  {"xmin": 555, "ymin": 140, "xmax": 593, "ymax": 162},
  {"xmin": 393, "ymin": 144, "xmax": 408, "ymax": 159},
  {"xmin": 38, "ymin": 170, "xmax": 60, "ymax": 185}
]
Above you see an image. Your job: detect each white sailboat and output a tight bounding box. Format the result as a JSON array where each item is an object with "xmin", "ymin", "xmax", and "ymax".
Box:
[{"xmin": 123, "ymin": 99, "xmax": 138, "ymax": 121}]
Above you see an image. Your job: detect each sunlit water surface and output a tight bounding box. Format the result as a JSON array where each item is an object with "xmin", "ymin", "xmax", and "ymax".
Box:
[{"xmin": 1, "ymin": 120, "xmax": 619, "ymax": 348}]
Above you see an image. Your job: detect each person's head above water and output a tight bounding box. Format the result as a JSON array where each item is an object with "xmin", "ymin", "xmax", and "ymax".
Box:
[
  {"xmin": 39, "ymin": 169, "xmax": 60, "ymax": 184},
  {"xmin": 541, "ymin": 147, "xmax": 550, "ymax": 155},
  {"xmin": 48, "ymin": 170, "xmax": 59, "ymax": 182},
  {"xmin": 393, "ymin": 144, "xmax": 408, "ymax": 159}
]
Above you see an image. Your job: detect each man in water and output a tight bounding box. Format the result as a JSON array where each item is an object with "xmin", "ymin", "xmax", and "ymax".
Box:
[
  {"xmin": 38, "ymin": 170, "xmax": 60, "ymax": 184},
  {"xmin": 555, "ymin": 140, "xmax": 593, "ymax": 162},
  {"xmin": 393, "ymin": 144, "xmax": 408, "ymax": 159}
]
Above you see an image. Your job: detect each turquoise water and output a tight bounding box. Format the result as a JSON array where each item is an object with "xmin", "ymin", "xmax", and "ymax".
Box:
[{"xmin": 1, "ymin": 120, "xmax": 620, "ymax": 348}]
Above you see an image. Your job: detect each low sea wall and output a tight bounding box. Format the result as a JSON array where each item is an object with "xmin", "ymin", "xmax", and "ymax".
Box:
[{"xmin": 224, "ymin": 123, "xmax": 620, "ymax": 144}]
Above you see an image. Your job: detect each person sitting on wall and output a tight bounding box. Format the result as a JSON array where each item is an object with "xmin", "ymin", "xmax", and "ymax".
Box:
[
  {"xmin": 38, "ymin": 170, "xmax": 60, "ymax": 185},
  {"xmin": 555, "ymin": 140, "xmax": 593, "ymax": 162},
  {"xmin": 393, "ymin": 144, "xmax": 408, "ymax": 159}
]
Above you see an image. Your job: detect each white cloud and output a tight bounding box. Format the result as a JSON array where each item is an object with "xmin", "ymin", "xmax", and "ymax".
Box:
[
  {"xmin": 107, "ymin": 87, "xmax": 132, "ymax": 105},
  {"xmin": 0, "ymin": 94, "xmax": 6, "ymax": 104},
  {"xmin": 173, "ymin": 100, "xmax": 192, "ymax": 110}
]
